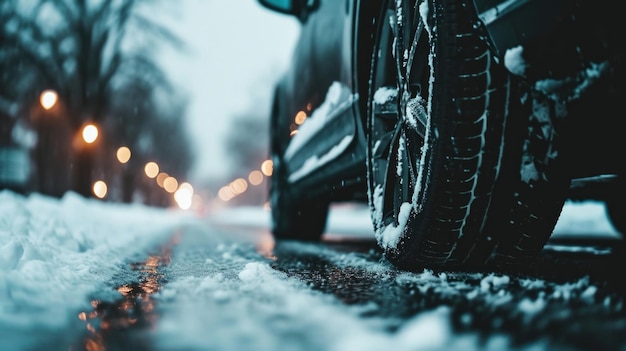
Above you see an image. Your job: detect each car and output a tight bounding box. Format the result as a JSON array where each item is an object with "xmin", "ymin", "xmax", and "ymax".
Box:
[{"xmin": 257, "ymin": 0, "xmax": 624, "ymax": 270}]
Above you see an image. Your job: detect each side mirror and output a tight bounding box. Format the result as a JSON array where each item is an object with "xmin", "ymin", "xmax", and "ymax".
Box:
[
  {"xmin": 258, "ymin": 0, "xmax": 296, "ymax": 14},
  {"xmin": 257, "ymin": 0, "xmax": 319, "ymax": 21}
]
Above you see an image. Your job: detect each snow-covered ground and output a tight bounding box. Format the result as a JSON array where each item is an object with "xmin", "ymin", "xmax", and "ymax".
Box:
[
  {"xmin": 0, "ymin": 190, "xmax": 193, "ymax": 350},
  {"xmin": 0, "ymin": 189, "xmax": 620, "ymax": 350}
]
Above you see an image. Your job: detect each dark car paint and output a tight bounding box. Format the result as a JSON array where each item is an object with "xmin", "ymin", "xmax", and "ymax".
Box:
[{"xmin": 271, "ymin": 0, "xmax": 370, "ymax": 202}]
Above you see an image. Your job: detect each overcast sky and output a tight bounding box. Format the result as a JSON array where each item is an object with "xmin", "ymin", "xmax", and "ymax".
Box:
[{"xmin": 155, "ymin": 0, "xmax": 301, "ymax": 184}]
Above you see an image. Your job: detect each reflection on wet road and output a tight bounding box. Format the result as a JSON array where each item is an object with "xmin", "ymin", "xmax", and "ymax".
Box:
[{"xmin": 70, "ymin": 233, "xmax": 181, "ymax": 351}]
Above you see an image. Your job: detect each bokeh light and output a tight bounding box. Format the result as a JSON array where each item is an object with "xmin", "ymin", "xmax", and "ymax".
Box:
[
  {"xmin": 92, "ymin": 180, "xmax": 107, "ymax": 199},
  {"xmin": 178, "ymin": 182, "xmax": 193, "ymax": 194},
  {"xmin": 248, "ymin": 170, "xmax": 263, "ymax": 185},
  {"xmin": 218, "ymin": 186, "xmax": 234, "ymax": 201},
  {"xmin": 82, "ymin": 124, "xmax": 99, "ymax": 144},
  {"xmin": 174, "ymin": 186, "xmax": 193, "ymax": 210},
  {"xmin": 116, "ymin": 146, "xmax": 131, "ymax": 163},
  {"xmin": 294, "ymin": 110, "xmax": 307, "ymax": 125},
  {"xmin": 156, "ymin": 172, "xmax": 169, "ymax": 187},
  {"xmin": 144, "ymin": 162, "xmax": 159, "ymax": 178},
  {"xmin": 229, "ymin": 178, "xmax": 248, "ymax": 194},
  {"xmin": 261, "ymin": 160, "xmax": 273, "ymax": 176},
  {"xmin": 163, "ymin": 176, "xmax": 178, "ymax": 193},
  {"xmin": 40, "ymin": 90, "xmax": 58, "ymax": 110}
]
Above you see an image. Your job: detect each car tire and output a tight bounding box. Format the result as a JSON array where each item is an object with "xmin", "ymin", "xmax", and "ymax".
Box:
[
  {"xmin": 269, "ymin": 95, "xmax": 330, "ymax": 241},
  {"xmin": 477, "ymin": 87, "xmax": 572, "ymax": 267},
  {"xmin": 366, "ymin": 0, "xmax": 571, "ymax": 270}
]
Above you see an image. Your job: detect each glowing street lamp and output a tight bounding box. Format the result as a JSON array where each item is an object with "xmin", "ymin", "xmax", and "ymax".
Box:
[
  {"xmin": 174, "ymin": 183, "xmax": 194, "ymax": 210},
  {"xmin": 93, "ymin": 180, "xmax": 107, "ymax": 198},
  {"xmin": 163, "ymin": 176, "xmax": 178, "ymax": 193},
  {"xmin": 82, "ymin": 124, "xmax": 99, "ymax": 144},
  {"xmin": 116, "ymin": 146, "xmax": 131, "ymax": 163},
  {"xmin": 229, "ymin": 178, "xmax": 248, "ymax": 195},
  {"xmin": 218, "ymin": 186, "xmax": 234, "ymax": 201},
  {"xmin": 178, "ymin": 182, "xmax": 193, "ymax": 194},
  {"xmin": 144, "ymin": 162, "xmax": 159, "ymax": 178},
  {"xmin": 248, "ymin": 170, "xmax": 263, "ymax": 185},
  {"xmin": 261, "ymin": 160, "xmax": 273, "ymax": 176},
  {"xmin": 156, "ymin": 172, "xmax": 169, "ymax": 187},
  {"xmin": 40, "ymin": 90, "xmax": 58, "ymax": 110}
]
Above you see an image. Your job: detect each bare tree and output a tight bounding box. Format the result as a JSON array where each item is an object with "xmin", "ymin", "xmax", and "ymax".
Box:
[
  {"xmin": 223, "ymin": 110, "xmax": 270, "ymax": 205},
  {"xmin": 225, "ymin": 113, "xmax": 269, "ymax": 176},
  {"xmin": 0, "ymin": 0, "xmax": 43, "ymax": 193},
  {"xmin": 104, "ymin": 78, "xmax": 193, "ymax": 204},
  {"xmin": 6, "ymin": 0, "xmax": 187, "ymax": 198}
]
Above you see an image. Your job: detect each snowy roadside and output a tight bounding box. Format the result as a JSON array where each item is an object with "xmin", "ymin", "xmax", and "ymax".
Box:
[{"xmin": 0, "ymin": 190, "xmax": 193, "ymax": 350}]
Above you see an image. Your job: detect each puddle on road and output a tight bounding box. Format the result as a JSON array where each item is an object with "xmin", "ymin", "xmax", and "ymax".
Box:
[{"xmin": 69, "ymin": 232, "xmax": 181, "ymax": 351}]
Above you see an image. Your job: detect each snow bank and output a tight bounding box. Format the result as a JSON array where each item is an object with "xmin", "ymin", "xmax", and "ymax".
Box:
[{"xmin": 0, "ymin": 190, "xmax": 189, "ymax": 338}]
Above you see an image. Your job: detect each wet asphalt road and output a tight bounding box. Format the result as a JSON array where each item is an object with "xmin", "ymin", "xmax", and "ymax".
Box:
[
  {"xmin": 54, "ymin": 219, "xmax": 626, "ymax": 351},
  {"xmin": 272, "ymin": 234, "xmax": 626, "ymax": 350}
]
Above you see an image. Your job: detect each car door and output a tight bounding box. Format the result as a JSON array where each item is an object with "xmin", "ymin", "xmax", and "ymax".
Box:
[{"xmin": 275, "ymin": 0, "xmax": 367, "ymax": 198}]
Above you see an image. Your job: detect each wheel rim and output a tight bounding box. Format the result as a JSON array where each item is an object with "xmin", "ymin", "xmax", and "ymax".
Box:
[{"xmin": 368, "ymin": 0, "xmax": 433, "ymax": 237}]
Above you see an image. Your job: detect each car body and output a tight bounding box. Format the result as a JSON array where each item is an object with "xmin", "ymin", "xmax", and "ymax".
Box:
[{"xmin": 258, "ymin": 0, "xmax": 624, "ymax": 270}]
